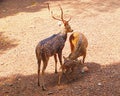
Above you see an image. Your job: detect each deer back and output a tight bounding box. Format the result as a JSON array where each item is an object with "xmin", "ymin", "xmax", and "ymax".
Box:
[{"xmin": 37, "ymin": 33, "xmax": 67, "ymax": 58}]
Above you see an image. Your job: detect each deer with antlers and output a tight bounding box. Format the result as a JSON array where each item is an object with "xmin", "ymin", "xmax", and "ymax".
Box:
[{"xmin": 35, "ymin": 4, "xmax": 73, "ymax": 90}]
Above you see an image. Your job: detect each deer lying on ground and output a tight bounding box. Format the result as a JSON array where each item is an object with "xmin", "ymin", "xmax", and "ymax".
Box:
[
  {"xmin": 58, "ymin": 56, "xmax": 81, "ymax": 85},
  {"xmin": 35, "ymin": 4, "xmax": 73, "ymax": 90},
  {"xmin": 68, "ymin": 32, "xmax": 88, "ymax": 64}
]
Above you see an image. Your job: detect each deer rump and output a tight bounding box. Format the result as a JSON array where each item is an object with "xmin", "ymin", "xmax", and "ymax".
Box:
[{"xmin": 69, "ymin": 32, "xmax": 88, "ymax": 60}]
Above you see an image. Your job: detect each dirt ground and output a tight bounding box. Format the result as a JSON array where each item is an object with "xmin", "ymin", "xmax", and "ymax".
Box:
[{"xmin": 0, "ymin": 0, "xmax": 120, "ymax": 96}]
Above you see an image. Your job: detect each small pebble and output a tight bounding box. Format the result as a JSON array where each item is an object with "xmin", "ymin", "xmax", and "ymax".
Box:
[
  {"xmin": 2, "ymin": 10, "xmax": 6, "ymax": 12},
  {"xmin": 81, "ymin": 66, "xmax": 89, "ymax": 73},
  {"xmin": 0, "ymin": 63, "xmax": 4, "ymax": 65},
  {"xmin": 48, "ymin": 91, "xmax": 54, "ymax": 95},
  {"xmin": 98, "ymin": 82, "xmax": 102, "ymax": 86}
]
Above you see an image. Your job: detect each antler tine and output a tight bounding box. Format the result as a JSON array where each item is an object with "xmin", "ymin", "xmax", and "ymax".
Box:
[
  {"xmin": 51, "ymin": 11, "xmax": 62, "ymax": 21},
  {"xmin": 67, "ymin": 17, "xmax": 71, "ymax": 22},
  {"xmin": 47, "ymin": 3, "xmax": 50, "ymax": 11},
  {"xmin": 47, "ymin": 3, "xmax": 62, "ymax": 21},
  {"xmin": 58, "ymin": 4, "xmax": 64, "ymax": 21},
  {"xmin": 59, "ymin": 4, "xmax": 72, "ymax": 23}
]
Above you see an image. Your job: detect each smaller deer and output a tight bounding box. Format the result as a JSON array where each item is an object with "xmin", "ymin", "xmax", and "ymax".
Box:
[
  {"xmin": 35, "ymin": 4, "xmax": 73, "ymax": 90},
  {"xmin": 58, "ymin": 56, "xmax": 81, "ymax": 85},
  {"xmin": 68, "ymin": 32, "xmax": 88, "ymax": 64}
]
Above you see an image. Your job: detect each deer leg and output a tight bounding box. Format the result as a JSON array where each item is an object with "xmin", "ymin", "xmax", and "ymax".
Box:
[
  {"xmin": 64, "ymin": 72, "xmax": 70, "ymax": 83},
  {"xmin": 37, "ymin": 59, "xmax": 41, "ymax": 86},
  {"xmin": 41, "ymin": 58, "xmax": 49, "ymax": 91},
  {"xmin": 58, "ymin": 71, "xmax": 63, "ymax": 85},
  {"xmin": 83, "ymin": 51, "xmax": 86, "ymax": 64},
  {"xmin": 54, "ymin": 54, "xmax": 58, "ymax": 73},
  {"xmin": 58, "ymin": 69, "xmax": 70, "ymax": 85},
  {"xmin": 69, "ymin": 35, "xmax": 75, "ymax": 53},
  {"xmin": 58, "ymin": 51, "xmax": 62, "ymax": 66}
]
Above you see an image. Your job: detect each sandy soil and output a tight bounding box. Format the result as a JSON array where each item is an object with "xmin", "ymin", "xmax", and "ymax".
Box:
[{"xmin": 0, "ymin": 0, "xmax": 120, "ymax": 96}]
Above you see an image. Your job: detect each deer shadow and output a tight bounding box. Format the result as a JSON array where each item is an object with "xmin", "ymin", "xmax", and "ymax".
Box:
[
  {"xmin": 0, "ymin": 32, "xmax": 18, "ymax": 55},
  {"xmin": 0, "ymin": 0, "xmax": 61, "ymax": 18},
  {"xmin": 1, "ymin": 0, "xmax": 120, "ymax": 18},
  {"xmin": 0, "ymin": 62, "xmax": 119, "ymax": 95}
]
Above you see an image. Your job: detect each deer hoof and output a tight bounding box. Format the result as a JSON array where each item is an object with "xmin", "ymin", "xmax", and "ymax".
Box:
[
  {"xmin": 55, "ymin": 70, "xmax": 58, "ymax": 74},
  {"xmin": 38, "ymin": 83, "xmax": 40, "ymax": 86},
  {"xmin": 42, "ymin": 86, "xmax": 47, "ymax": 91}
]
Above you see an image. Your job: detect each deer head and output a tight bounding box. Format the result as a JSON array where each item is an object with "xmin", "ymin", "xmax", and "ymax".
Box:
[{"xmin": 47, "ymin": 3, "xmax": 73, "ymax": 33}]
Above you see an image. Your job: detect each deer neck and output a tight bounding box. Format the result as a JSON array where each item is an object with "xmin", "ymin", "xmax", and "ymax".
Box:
[
  {"xmin": 68, "ymin": 53, "xmax": 78, "ymax": 60},
  {"xmin": 59, "ymin": 29, "xmax": 67, "ymax": 41}
]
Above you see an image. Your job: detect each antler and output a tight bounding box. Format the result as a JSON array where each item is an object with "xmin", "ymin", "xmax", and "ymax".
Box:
[
  {"xmin": 47, "ymin": 3, "xmax": 62, "ymax": 21},
  {"xmin": 58, "ymin": 4, "xmax": 64, "ymax": 21},
  {"xmin": 47, "ymin": 3, "xmax": 71, "ymax": 23},
  {"xmin": 67, "ymin": 17, "xmax": 71, "ymax": 22}
]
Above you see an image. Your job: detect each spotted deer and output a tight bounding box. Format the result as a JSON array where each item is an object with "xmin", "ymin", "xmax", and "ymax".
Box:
[
  {"xmin": 35, "ymin": 4, "xmax": 73, "ymax": 90},
  {"xmin": 68, "ymin": 32, "xmax": 88, "ymax": 64}
]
